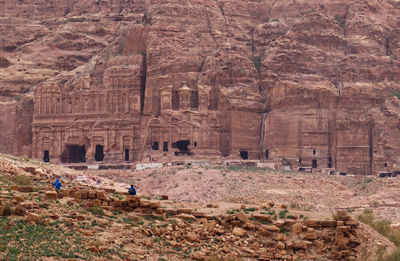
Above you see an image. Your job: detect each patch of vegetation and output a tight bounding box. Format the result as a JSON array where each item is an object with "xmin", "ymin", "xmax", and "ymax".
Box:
[
  {"xmin": 243, "ymin": 207, "xmax": 257, "ymax": 212},
  {"xmin": 377, "ymin": 250, "xmax": 400, "ymax": 261},
  {"xmin": 289, "ymin": 202, "xmax": 313, "ymax": 212},
  {"xmin": 11, "ymin": 175, "xmax": 32, "ymax": 186},
  {"xmin": 0, "ymin": 217, "xmax": 93, "ymax": 260},
  {"xmin": 227, "ymin": 166, "xmax": 265, "ymax": 172},
  {"xmin": 358, "ymin": 209, "xmax": 400, "ymax": 246},
  {"xmin": 358, "ymin": 177, "xmax": 374, "ymax": 190},
  {"xmin": 226, "ymin": 208, "xmax": 240, "ymax": 215},
  {"xmin": 279, "ymin": 209, "xmax": 288, "ymax": 219},
  {"xmin": 3, "ymin": 204, "xmax": 13, "ymax": 216},
  {"xmin": 0, "ymin": 174, "xmax": 11, "ymax": 184},
  {"xmin": 89, "ymin": 206, "xmax": 104, "ymax": 217},
  {"xmin": 250, "ymin": 55, "xmax": 262, "ymax": 73},
  {"xmin": 392, "ymin": 92, "xmax": 400, "ymax": 99},
  {"xmin": 334, "ymin": 14, "xmax": 345, "ymax": 29}
]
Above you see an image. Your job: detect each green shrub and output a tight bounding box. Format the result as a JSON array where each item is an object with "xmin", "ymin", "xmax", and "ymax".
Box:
[
  {"xmin": 279, "ymin": 209, "xmax": 288, "ymax": 218},
  {"xmin": 3, "ymin": 204, "xmax": 12, "ymax": 216},
  {"xmin": 11, "ymin": 175, "xmax": 31, "ymax": 186},
  {"xmin": 250, "ymin": 55, "xmax": 262, "ymax": 72},
  {"xmin": 358, "ymin": 209, "xmax": 400, "ymax": 246},
  {"xmin": 334, "ymin": 14, "xmax": 345, "ymax": 29},
  {"xmin": 90, "ymin": 206, "xmax": 104, "ymax": 217},
  {"xmin": 393, "ymin": 92, "xmax": 400, "ymax": 99},
  {"xmin": 377, "ymin": 250, "xmax": 400, "ymax": 261}
]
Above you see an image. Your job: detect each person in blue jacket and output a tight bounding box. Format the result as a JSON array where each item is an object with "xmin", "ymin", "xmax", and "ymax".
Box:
[
  {"xmin": 53, "ymin": 178, "xmax": 61, "ymax": 191},
  {"xmin": 128, "ymin": 185, "xmax": 136, "ymax": 195}
]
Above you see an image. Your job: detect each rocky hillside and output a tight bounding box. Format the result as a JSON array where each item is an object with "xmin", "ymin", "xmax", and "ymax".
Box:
[
  {"xmin": 1, "ymin": 0, "xmax": 400, "ymax": 174},
  {"xmin": 0, "ymin": 153, "xmax": 396, "ymax": 260}
]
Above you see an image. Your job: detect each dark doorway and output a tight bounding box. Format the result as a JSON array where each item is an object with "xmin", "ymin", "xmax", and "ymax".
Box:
[
  {"xmin": 43, "ymin": 150, "xmax": 50, "ymax": 162},
  {"xmin": 172, "ymin": 140, "xmax": 191, "ymax": 155},
  {"xmin": 194, "ymin": 141, "xmax": 197, "ymax": 147},
  {"xmin": 94, "ymin": 145, "xmax": 104, "ymax": 161},
  {"xmin": 265, "ymin": 149, "xmax": 269, "ymax": 159},
  {"xmin": 163, "ymin": 142, "xmax": 168, "ymax": 152},
  {"xmin": 328, "ymin": 157, "xmax": 332, "ymax": 168},
  {"xmin": 313, "ymin": 149, "xmax": 316, "ymax": 155},
  {"xmin": 67, "ymin": 145, "xmax": 86, "ymax": 163},
  {"xmin": 312, "ymin": 159, "xmax": 317, "ymax": 168},
  {"xmin": 125, "ymin": 149, "xmax": 129, "ymax": 161},
  {"xmin": 152, "ymin": 141, "xmax": 159, "ymax": 150},
  {"xmin": 240, "ymin": 150, "xmax": 248, "ymax": 160}
]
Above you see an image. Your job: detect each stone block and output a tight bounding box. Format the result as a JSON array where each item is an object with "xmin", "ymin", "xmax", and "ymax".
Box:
[
  {"xmin": 304, "ymin": 220, "xmax": 321, "ymax": 228},
  {"xmin": 19, "ymin": 186, "xmax": 34, "ymax": 192},
  {"xmin": 93, "ymin": 199, "xmax": 102, "ymax": 207},
  {"xmin": 80, "ymin": 190, "xmax": 88, "ymax": 199},
  {"xmin": 193, "ymin": 211, "xmax": 206, "ymax": 218},
  {"xmin": 13, "ymin": 195, "xmax": 24, "ymax": 203},
  {"xmin": 274, "ymin": 233, "xmax": 286, "ymax": 241},
  {"xmin": 96, "ymin": 190, "xmax": 106, "ymax": 200},
  {"xmin": 163, "ymin": 208, "xmax": 177, "ymax": 215},
  {"xmin": 243, "ymin": 222, "xmax": 256, "ymax": 230},
  {"xmin": 262, "ymin": 225, "xmax": 280, "ymax": 232},
  {"xmin": 236, "ymin": 212, "xmax": 249, "ymax": 223},
  {"xmin": 337, "ymin": 226, "xmax": 351, "ymax": 232},
  {"xmin": 314, "ymin": 240, "xmax": 324, "ymax": 249},
  {"xmin": 112, "ymin": 200, "xmax": 123, "ymax": 207},
  {"xmin": 304, "ymin": 231, "xmax": 317, "ymax": 240},
  {"xmin": 186, "ymin": 232, "xmax": 199, "ymax": 242},
  {"xmin": 345, "ymin": 220, "xmax": 359, "ymax": 227},
  {"xmin": 232, "ymin": 227, "xmax": 247, "ymax": 237},
  {"xmin": 88, "ymin": 190, "xmax": 96, "ymax": 199},
  {"xmin": 126, "ymin": 195, "xmax": 139, "ymax": 202},
  {"xmin": 45, "ymin": 191, "xmax": 58, "ymax": 200},
  {"xmin": 261, "ymin": 201, "xmax": 274, "ymax": 209},
  {"xmin": 176, "ymin": 213, "xmax": 196, "ymax": 221},
  {"xmin": 63, "ymin": 190, "xmax": 71, "ymax": 197},
  {"xmin": 161, "ymin": 195, "xmax": 169, "ymax": 200},
  {"xmin": 15, "ymin": 205, "xmax": 26, "ymax": 216},
  {"xmin": 292, "ymin": 223, "xmax": 303, "ymax": 234},
  {"xmin": 294, "ymin": 241, "xmax": 308, "ymax": 250},
  {"xmin": 128, "ymin": 201, "xmax": 139, "ymax": 208},
  {"xmin": 0, "ymin": 206, "xmax": 4, "ymax": 216},
  {"xmin": 10, "ymin": 185, "xmax": 19, "ymax": 191},
  {"xmin": 139, "ymin": 200, "xmax": 151, "ymax": 208},
  {"xmin": 26, "ymin": 212, "xmax": 42, "ymax": 223},
  {"xmin": 258, "ymin": 226, "xmax": 272, "ymax": 237},
  {"xmin": 149, "ymin": 201, "xmax": 160, "ymax": 209},
  {"xmin": 177, "ymin": 208, "xmax": 193, "ymax": 214},
  {"xmin": 337, "ymin": 210, "xmax": 351, "ymax": 221},
  {"xmin": 321, "ymin": 220, "xmax": 337, "ymax": 227}
]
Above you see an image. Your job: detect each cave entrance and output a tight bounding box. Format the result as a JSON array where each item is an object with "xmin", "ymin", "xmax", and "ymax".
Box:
[
  {"xmin": 172, "ymin": 140, "xmax": 190, "ymax": 155},
  {"xmin": 67, "ymin": 145, "xmax": 86, "ymax": 163},
  {"xmin": 312, "ymin": 159, "xmax": 317, "ymax": 168},
  {"xmin": 240, "ymin": 150, "xmax": 248, "ymax": 160},
  {"xmin": 152, "ymin": 141, "xmax": 159, "ymax": 150},
  {"xmin": 125, "ymin": 149, "xmax": 129, "ymax": 161},
  {"xmin": 43, "ymin": 150, "xmax": 50, "ymax": 162},
  {"xmin": 163, "ymin": 142, "xmax": 168, "ymax": 152},
  {"xmin": 265, "ymin": 149, "xmax": 269, "ymax": 160},
  {"xmin": 328, "ymin": 157, "xmax": 332, "ymax": 168},
  {"xmin": 94, "ymin": 145, "xmax": 104, "ymax": 162}
]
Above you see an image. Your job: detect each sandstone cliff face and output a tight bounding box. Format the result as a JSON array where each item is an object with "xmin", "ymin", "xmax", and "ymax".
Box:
[{"xmin": 1, "ymin": 0, "xmax": 400, "ymax": 175}]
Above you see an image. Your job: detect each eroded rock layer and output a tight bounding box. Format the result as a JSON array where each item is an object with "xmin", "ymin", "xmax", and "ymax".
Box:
[{"xmin": 1, "ymin": 0, "xmax": 400, "ymax": 175}]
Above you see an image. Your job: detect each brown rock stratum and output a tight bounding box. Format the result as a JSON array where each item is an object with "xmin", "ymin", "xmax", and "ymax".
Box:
[{"xmin": 1, "ymin": 0, "xmax": 400, "ymax": 175}]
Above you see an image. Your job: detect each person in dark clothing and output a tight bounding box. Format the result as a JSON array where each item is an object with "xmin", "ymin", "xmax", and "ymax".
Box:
[{"xmin": 128, "ymin": 185, "xmax": 136, "ymax": 195}]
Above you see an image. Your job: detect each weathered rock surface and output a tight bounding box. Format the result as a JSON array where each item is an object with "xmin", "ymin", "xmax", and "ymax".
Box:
[{"xmin": 1, "ymin": 0, "xmax": 400, "ymax": 175}]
